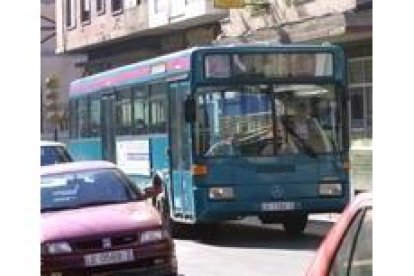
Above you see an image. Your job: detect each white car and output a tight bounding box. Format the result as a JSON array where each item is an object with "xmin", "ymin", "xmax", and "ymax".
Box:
[{"xmin": 41, "ymin": 141, "xmax": 73, "ymax": 166}]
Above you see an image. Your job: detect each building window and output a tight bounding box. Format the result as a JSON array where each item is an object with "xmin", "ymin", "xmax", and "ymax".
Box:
[
  {"xmin": 154, "ymin": 0, "xmax": 160, "ymax": 13},
  {"xmin": 348, "ymin": 57, "xmax": 372, "ymax": 140},
  {"xmin": 112, "ymin": 0, "xmax": 123, "ymax": 13},
  {"xmin": 80, "ymin": 0, "xmax": 91, "ymax": 23},
  {"xmin": 65, "ymin": 0, "xmax": 76, "ymax": 28},
  {"xmin": 97, "ymin": 0, "xmax": 105, "ymax": 14},
  {"xmin": 170, "ymin": 0, "xmax": 186, "ymax": 17}
]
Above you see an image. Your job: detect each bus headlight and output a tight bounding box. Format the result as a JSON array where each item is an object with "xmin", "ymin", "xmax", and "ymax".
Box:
[
  {"xmin": 318, "ymin": 183, "xmax": 342, "ymax": 197},
  {"xmin": 209, "ymin": 187, "xmax": 234, "ymax": 200}
]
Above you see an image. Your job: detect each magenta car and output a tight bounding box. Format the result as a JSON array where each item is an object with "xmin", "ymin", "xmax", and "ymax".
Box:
[{"xmin": 41, "ymin": 161, "xmax": 177, "ymax": 276}]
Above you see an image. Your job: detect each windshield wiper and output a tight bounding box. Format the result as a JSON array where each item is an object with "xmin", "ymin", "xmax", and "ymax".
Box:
[{"xmin": 281, "ymin": 118, "xmax": 318, "ymax": 159}]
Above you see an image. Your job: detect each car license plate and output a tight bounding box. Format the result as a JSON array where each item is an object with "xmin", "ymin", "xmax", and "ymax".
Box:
[
  {"xmin": 261, "ymin": 202, "xmax": 296, "ymax": 211},
  {"xmin": 84, "ymin": 249, "xmax": 134, "ymax": 267}
]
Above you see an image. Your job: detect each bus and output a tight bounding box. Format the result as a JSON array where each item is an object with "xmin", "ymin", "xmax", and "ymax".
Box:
[{"xmin": 68, "ymin": 44, "xmax": 349, "ymax": 235}]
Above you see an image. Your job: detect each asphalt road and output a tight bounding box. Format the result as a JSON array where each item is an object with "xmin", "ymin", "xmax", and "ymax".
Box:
[{"xmin": 174, "ymin": 218, "xmax": 332, "ymax": 276}]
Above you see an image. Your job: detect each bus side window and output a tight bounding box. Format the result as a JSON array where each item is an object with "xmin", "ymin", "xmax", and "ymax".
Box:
[
  {"xmin": 77, "ymin": 97, "xmax": 89, "ymax": 138},
  {"xmin": 116, "ymin": 88, "xmax": 132, "ymax": 136},
  {"xmin": 69, "ymin": 99, "xmax": 78, "ymax": 139},
  {"xmin": 132, "ymin": 86, "xmax": 149, "ymax": 135},
  {"xmin": 149, "ymin": 83, "xmax": 168, "ymax": 134},
  {"xmin": 90, "ymin": 97, "xmax": 101, "ymax": 137}
]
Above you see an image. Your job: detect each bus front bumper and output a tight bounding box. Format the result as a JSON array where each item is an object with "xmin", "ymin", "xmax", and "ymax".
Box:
[{"xmin": 194, "ymin": 191, "xmax": 348, "ymax": 223}]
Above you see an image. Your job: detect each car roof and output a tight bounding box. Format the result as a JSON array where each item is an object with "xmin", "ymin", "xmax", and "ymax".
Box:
[
  {"xmin": 41, "ymin": 141, "xmax": 67, "ymax": 147},
  {"xmin": 41, "ymin": 160, "xmax": 117, "ymax": 176}
]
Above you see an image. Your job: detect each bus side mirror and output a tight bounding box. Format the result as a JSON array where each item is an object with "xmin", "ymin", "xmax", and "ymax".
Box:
[{"xmin": 184, "ymin": 98, "xmax": 196, "ymax": 123}]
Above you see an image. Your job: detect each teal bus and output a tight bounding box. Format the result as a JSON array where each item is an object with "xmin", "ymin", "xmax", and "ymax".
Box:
[{"xmin": 68, "ymin": 44, "xmax": 349, "ymax": 235}]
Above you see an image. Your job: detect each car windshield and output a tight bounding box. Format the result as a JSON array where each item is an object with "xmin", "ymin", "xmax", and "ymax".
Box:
[
  {"xmin": 195, "ymin": 84, "xmax": 342, "ymax": 157},
  {"xmin": 41, "ymin": 168, "xmax": 139, "ymax": 212},
  {"xmin": 41, "ymin": 146, "xmax": 73, "ymax": 166}
]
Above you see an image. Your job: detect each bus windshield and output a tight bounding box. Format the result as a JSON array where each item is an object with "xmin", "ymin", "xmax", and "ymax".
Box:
[{"xmin": 195, "ymin": 84, "xmax": 341, "ymax": 157}]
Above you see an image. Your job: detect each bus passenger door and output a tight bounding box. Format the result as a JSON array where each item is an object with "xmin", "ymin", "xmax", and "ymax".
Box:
[
  {"xmin": 101, "ymin": 93, "xmax": 116, "ymax": 163},
  {"xmin": 169, "ymin": 82, "xmax": 194, "ymax": 220}
]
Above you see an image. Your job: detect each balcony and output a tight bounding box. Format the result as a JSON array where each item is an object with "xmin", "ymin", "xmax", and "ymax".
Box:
[{"xmin": 149, "ymin": 0, "xmax": 227, "ymax": 32}]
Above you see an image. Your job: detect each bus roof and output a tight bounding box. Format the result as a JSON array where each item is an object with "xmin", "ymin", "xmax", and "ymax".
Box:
[
  {"xmin": 70, "ymin": 47, "xmax": 195, "ymax": 97},
  {"xmin": 70, "ymin": 43, "xmax": 343, "ymax": 98}
]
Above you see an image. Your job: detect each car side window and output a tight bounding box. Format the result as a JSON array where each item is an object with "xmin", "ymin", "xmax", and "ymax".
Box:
[
  {"xmin": 329, "ymin": 210, "xmax": 365, "ymax": 276},
  {"xmin": 349, "ymin": 208, "xmax": 372, "ymax": 275},
  {"xmin": 41, "ymin": 146, "xmax": 72, "ymax": 166}
]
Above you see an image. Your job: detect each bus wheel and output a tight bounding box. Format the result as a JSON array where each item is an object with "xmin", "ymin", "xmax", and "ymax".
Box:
[
  {"xmin": 282, "ymin": 214, "xmax": 308, "ymax": 236},
  {"xmin": 156, "ymin": 196, "xmax": 171, "ymax": 229},
  {"xmin": 156, "ymin": 195, "xmax": 183, "ymax": 238}
]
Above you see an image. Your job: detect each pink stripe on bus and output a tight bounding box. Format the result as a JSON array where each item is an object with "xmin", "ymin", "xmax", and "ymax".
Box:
[
  {"xmin": 166, "ymin": 56, "xmax": 190, "ymax": 71},
  {"xmin": 71, "ymin": 55, "xmax": 190, "ymax": 95}
]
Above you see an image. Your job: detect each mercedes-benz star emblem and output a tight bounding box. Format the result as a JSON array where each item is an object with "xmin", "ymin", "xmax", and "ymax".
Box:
[{"xmin": 271, "ymin": 185, "xmax": 284, "ymax": 199}]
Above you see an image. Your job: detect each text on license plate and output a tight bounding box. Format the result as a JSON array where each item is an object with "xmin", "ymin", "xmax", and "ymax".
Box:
[
  {"xmin": 261, "ymin": 202, "xmax": 296, "ymax": 211},
  {"xmin": 84, "ymin": 249, "xmax": 134, "ymax": 267}
]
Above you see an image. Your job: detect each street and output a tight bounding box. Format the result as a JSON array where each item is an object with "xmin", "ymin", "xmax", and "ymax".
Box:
[{"xmin": 174, "ymin": 218, "xmax": 332, "ymax": 276}]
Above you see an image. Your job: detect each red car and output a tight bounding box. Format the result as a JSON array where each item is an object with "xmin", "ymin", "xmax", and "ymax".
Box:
[
  {"xmin": 306, "ymin": 193, "xmax": 372, "ymax": 276},
  {"xmin": 41, "ymin": 161, "xmax": 177, "ymax": 276}
]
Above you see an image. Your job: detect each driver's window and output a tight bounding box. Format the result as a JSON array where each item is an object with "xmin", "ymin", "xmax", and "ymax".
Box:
[{"xmin": 329, "ymin": 210, "xmax": 365, "ymax": 276}]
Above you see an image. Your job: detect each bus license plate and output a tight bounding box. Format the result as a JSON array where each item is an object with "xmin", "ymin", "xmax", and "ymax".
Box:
[
  {"xmin": 261, "ymin": 202, "xmax": 296, "ymax": 211},
  {"xmin": 84, "ymin": 249, "xmax": 134, "ymax": 267}
]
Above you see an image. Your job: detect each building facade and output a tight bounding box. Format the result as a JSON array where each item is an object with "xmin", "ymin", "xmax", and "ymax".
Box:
[
  {"xmin": 216, "ymin": 0, "xmax": 372, "ymax": 141},
  {"xmin": 41, "ymin": 0, "xmax": 86, "ymax": 137},
  {"xmin": 55, "ymin": 0, "xmax": 227, "ymax": 74}
]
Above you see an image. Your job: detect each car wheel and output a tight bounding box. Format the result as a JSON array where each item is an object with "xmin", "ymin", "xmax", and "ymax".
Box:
[{"xmin": 283, "ymin": 214, "xmax": 308, "ymax": 236}]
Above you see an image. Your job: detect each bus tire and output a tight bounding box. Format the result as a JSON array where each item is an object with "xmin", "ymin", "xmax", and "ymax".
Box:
[
  {"xmin": 156, "ymin": 195, "xmax": 183, "ymax": 238},
  {"xmin": 156, "ymin": 196, "xmax": 171, "ymax": 227},
  {"xmin": 282, "ymin": 214, "xmax": 308, "ymax": 236}
]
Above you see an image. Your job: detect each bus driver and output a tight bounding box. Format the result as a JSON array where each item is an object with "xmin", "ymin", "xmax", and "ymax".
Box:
[{"xmin": 287, "ymin": 102, "xmax": 331, "ymax": 154}]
